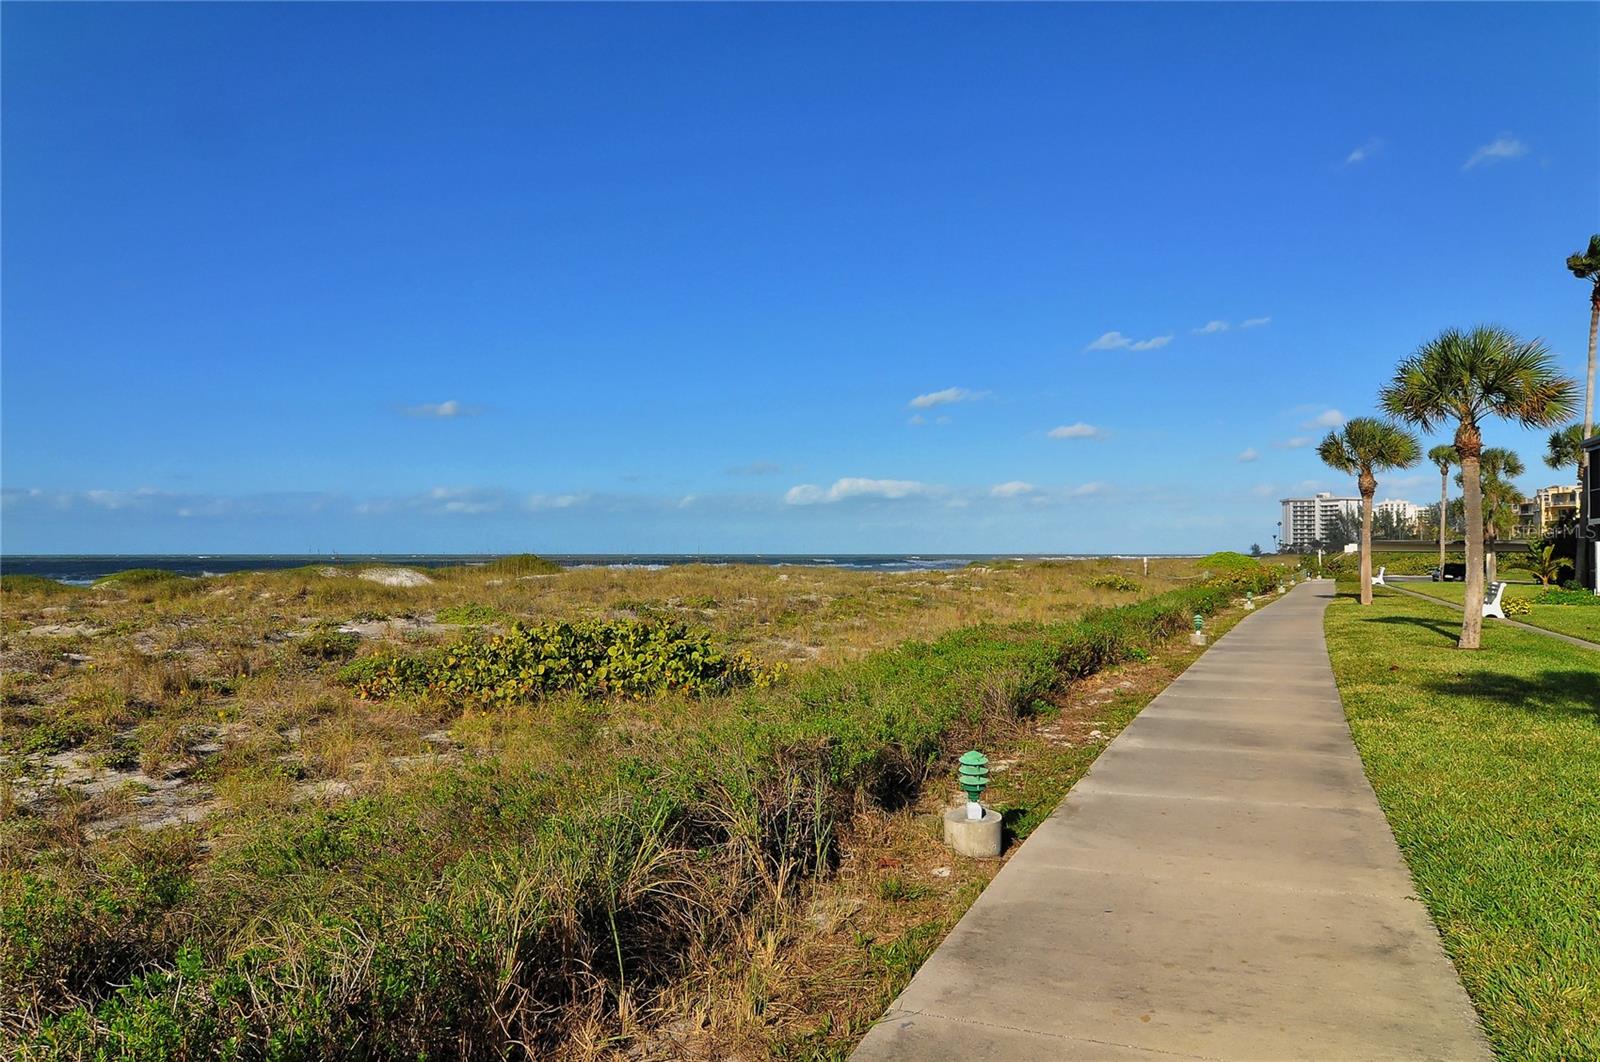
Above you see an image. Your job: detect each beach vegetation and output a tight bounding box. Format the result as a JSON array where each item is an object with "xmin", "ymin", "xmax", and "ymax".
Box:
[{"xmin": 0, "ymin": 558, "xmax": 1280, "ymax": 1056}]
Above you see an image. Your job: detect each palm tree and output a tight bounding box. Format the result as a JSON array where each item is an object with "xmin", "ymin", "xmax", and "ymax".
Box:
[
  {"xmin": 1427, "ymin": 444, "xmax": 1458, "ymax": 572},
  {"xmin": 1517, "ymin": 540, "xmax": 1570, "ymax": 587},
  {"xmin": 1317, "ymin": 417, "xmax": 1421, "ymax": 605},
  {"xmin": 1544, "ymin": 422, "xmax": 1588, "ymax": 476},
  {"xmin": 1466, "ymin": 447, "xmax": 1525, "ymax": 583},
  {"xmin": 1381, "ymin": 326, "xmax": 1576, "ymax": 648},
  {"xmin": 1566, "ymin": 234, "xmax": 1599, "ymax": 587}
]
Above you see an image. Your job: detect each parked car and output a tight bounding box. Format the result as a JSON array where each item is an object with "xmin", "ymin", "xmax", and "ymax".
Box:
[{"xmin": 1432, "ymin": 563, "xmax": 1466, "ymax": 582}]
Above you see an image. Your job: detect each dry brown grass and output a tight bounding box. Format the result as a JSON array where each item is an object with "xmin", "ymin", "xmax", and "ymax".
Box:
[{"xmin": 1, "ymin": 557, "xmax": 1196, "ymax": 849}]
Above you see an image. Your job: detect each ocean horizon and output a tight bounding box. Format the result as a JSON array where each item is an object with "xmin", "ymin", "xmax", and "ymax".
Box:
[{"xmin": 0, "ymin": 552, "xmax": 1202, "ymax": 586}]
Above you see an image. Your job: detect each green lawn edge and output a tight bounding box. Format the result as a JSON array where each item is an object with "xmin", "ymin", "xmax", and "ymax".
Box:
[{"xmin": 1323, "ymin": 588, "xmax": 1600, "ymax": 1060}]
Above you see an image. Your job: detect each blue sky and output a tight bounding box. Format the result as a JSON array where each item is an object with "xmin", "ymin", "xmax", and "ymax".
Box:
[{"xmin": 3, "ymin": 3, "xmax": 1596, "ymax": 555}]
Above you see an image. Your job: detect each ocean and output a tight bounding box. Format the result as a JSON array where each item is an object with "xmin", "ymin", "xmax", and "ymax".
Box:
[{"xmin": 0, "ymin": 553, "xmax": 1193, "ymax": 586}]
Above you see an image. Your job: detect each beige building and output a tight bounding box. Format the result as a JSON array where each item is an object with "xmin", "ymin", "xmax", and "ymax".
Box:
[
  {"xmin": 1516, "ymin": 484, "xmax": 1581, "ymax": 536},
  {"xmin": 1374, "ymin": 498, "xmax": 1421, "ymax": 532}
]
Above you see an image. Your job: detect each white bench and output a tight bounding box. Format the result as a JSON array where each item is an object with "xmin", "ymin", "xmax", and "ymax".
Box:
[
  {"xmin": 1482, "ymin": 581, "xmax": 1508, "ymax": 620},
  {"xmin": 1373, "ymin": 566, "xmax": 1387, "ymax": 586}
]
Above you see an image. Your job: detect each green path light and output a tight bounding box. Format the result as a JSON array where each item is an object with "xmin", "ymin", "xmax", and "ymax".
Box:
[
  {"xmin": 959, "ymin": 750, "xmax": 990, "ymax": 818},
  {"xmin": 1193, "ymin": 614, "xmax": 1204, "ymax": 632}
]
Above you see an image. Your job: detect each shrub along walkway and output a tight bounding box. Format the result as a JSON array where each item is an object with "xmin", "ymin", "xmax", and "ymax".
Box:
[{"xmin": 853, "ymin": 581, "xmax": 1491, "ymax": 1061}]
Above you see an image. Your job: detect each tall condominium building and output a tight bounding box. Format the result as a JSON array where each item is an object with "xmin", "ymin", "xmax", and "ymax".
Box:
[
  {"xmin": 1279, "ymin": 492, "xmax": 1360, "ymax": 549},
  {"xmin": 1516, "ymin": 483, "xmax": 1581, "ymax": 536},
  {"xmin": 1374, "ymin": 498, "xmax": 1422, "ymax": 531}
]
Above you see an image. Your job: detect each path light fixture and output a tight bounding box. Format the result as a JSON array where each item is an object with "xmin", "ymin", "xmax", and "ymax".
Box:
[
  {"xmin": 1190, "ymin": 614, "xmax": 1208, "ymax": 646},
  {"xmin": 943, "ymin": 749, "xmax": 1002, "ymax": 858},
  {"xmin": 1245, "ymin": 591, "xmax": 1255, "ymax": 611},
  {"xmin": 958, "ymin": 750, "xmax": 990, "ymax": 820}
]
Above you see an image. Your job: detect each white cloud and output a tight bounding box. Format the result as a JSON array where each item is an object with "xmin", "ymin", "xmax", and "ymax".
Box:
[
  {"xmin": 990, "ymin": 481, "xmax": 1035, "ymax": 497},
  {"xmin": 1067, "ymin": 482, "xmax": 1106, "ymax": 497},
  {"xmin": 1278, "ymin": 436, "xmax": 1314, "ymax": 449},
  {"xmin": 1240, "ymin": 317, "xmax": 1271, "ymax": 329},
  {"xmin": 1191, "ymin": 320, "xmax": 1230, "ymax": 335},
  {"xmin": 1048, "ymin": 422, "xmax": 1106, "ymax": 440},
  {"xmin": 405, "ymin": 400, "xmax": 470, "ymax": 418},
  {"xmin": 427, "ymin": 487, "xmax": 503, "ymax": 515},
  {"xmin": 784, "ymin": 477, "xmax": 931, "ymax": 505},
  {"xmin": 1238, "ymin": 448, "xmax": 1260, "ymax": 463},
  {"xmin": 1463, "ymin": 135, "xmax": 1528, "ymax": 170},
  {"xmin": 526, "ymin": 493, "xmax": 587, "ymax": 510},
  {"xmin": 909, "ymin": 386, "xmax": 988, "ymax": 409},
  {"xmin": 1304, "ymin": 409, "xmax": 1345, "ymax": 428},
  {"xmin": 1085, "ymin": 331, "xmax": 1172, "ymax": 352},
  {"xmin": 1345, "ymin": 139, "xmax": 1381, "ymax": 165}
]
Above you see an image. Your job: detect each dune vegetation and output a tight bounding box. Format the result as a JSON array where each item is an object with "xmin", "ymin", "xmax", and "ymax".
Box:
[{"xmin": 2, "ymin": 554, "xmax": 1285, "ymax": 1058}]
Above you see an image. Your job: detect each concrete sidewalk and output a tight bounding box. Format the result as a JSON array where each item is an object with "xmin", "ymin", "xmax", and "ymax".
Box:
[{"xmin": 853, "ymin": 581, "xmax": 1491, "ymax": 1061}]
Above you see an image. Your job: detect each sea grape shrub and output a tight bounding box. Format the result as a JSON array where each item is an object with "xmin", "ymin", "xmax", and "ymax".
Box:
[
  {"xmin": 1088, "ymin": 574, "xmax": 1141, "ymax": 592},
  {"xmin": 340, "ymin": 619, "xmax": 784, "ymax": 704},
  {"xmin": 296, "ymin": 623, "xmax": 360, "ymax": 661}
]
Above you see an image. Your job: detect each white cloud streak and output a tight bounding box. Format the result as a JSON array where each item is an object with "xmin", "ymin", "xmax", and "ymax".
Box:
[
  {"xmin": 1191, "ymin": 320, "xmax": 1230, "ymax": 335},
  {"xmin": 1085, "ymin": 331, "xmax": 1172, "ymax": 352},
  {"xmin": 1463, "ymin": 135, "xmax": 1527, "ymax": 170},
  {"xmin": 1238, "ymin": 448, "xmax": 1260, "ymax": 463},
  {"xmin": 909, "ymin": 387, "xmax": 988, "ymax": 409},
  {"xmin": 784, "ymin": 478, "xmax": 932, "ymax": 505},
  {"xmin": 1240, "ymin": 317, "xmax": 1271, "ymax": 329},
  {"xmin": 1345, "ymin": 138, "xmax": 1381, "ymax": 165},
  {"xmin": 990, "ymin": 481, "xmax": 1035, "ymax": 497},
  {"xmin": 1048, "ymin": 422, "xmax": 1106, "ymax": 440},
  {"xmin": 404, "ymin": 400, "xmax": 471, "ymax": 418}
]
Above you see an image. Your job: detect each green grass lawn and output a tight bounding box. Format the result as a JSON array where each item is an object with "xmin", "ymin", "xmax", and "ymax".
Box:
[
  {"xmin": 1324, "ymin": 589, "xmax": 1600, "ymax": 1059},
  {"xmin": 1390, "ymin": 578, "xmax": 1600, "ymax": 643}
]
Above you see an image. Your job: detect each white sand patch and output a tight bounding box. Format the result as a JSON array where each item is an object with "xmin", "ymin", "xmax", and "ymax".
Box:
[{"xmin": 359, "ymin": 567, "xmax": 434, "ymax": 587}]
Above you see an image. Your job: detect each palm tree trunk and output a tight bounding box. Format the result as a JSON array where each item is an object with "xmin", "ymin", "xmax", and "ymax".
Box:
[
  {"xmin": 1459, "ymin": 440, "xmax": 1485, "ymax": 649},
  {"xmin": 1359, "ymin": 484, "xmax": 1375, "ymax": 606},
  {"xmin": 1438, "ymin": 469, "xmax": 1448, "ymax": 571},
  {"xmin": 1579, "ymin": 291, "xmax": 1597, "ymax": 589}
]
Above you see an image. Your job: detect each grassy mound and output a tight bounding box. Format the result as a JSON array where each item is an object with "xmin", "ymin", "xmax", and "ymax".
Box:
[
  {"xmin": 1321, "ymin": 550, "xmax": 1461, "ymax": 578},
  {"xmin": 480, "ymin": 553, "xmax": 563, "ymax": 576},
  {"xmin": 0, "ymin": 574, "xmax": 79, "ymax": 595},
  {"xmin": 90, "ymin": 568, "xmax": 188, "ymax": 588},
  {"xmin": 1196, "ymin": 551, "xmax": 1261, "ymax": 573}
]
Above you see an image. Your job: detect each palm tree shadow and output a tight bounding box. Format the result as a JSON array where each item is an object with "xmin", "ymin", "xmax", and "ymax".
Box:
[
  {"xmin": 1427, "ymin": 669, "xmax": 1600, "ymax": 725},
  {"xmin": 1369, "ymin": 615, "xmax": 1462, "ymax": 643}
]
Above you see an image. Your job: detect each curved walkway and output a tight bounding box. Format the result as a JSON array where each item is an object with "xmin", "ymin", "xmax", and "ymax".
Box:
[{"xmin": 854, "ymin": 581, "xmax": 1490, "ymax": 1061}]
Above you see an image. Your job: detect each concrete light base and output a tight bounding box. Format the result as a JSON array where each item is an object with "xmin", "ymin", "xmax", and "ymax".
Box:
[
  {"xmin": 943, "ymin": 807, "xmax": 1003, "ymax": 859},
  {"xmin": 1190, "ymin": 631, "xmax": 1208, "ymax": 646}
]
